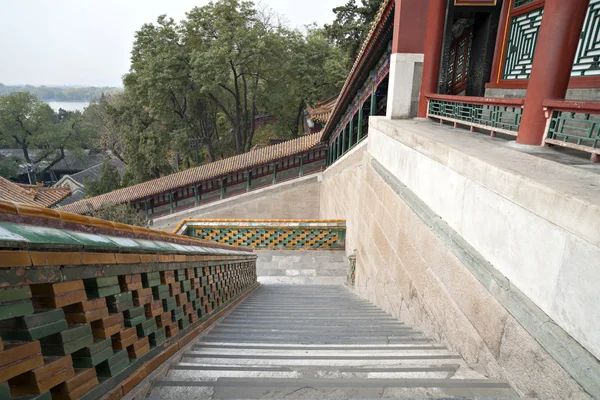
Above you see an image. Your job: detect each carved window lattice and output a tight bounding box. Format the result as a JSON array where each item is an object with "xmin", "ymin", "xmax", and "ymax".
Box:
[
  {"xmin": 502, "ymin": 7, "xmax": 544, "ymax": 80},
  {"xmin": 572, "ymin": 0, "xmax": 600, "ymax": 77},
  {"xmin": 447, "ymin": 27, "xmax": 473, "ymax": 95}
]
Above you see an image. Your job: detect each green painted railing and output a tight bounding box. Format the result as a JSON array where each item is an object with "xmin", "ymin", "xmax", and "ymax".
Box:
[
  {"xmin": 426, "ymin": 94, "xmax": 524, "ymax": 137},
  {"xmin": 543, "ymin": 100, "xmax": 600, "ymax": 162}
]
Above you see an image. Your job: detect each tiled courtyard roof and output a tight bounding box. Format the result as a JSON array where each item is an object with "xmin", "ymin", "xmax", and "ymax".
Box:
[
  {"xmin": 60, "ymin": 132, "xmax": 322, "ymax": 215},
  {"xmin": 0, "ymin": 178, "xmax": 71, "ymax": 208}
]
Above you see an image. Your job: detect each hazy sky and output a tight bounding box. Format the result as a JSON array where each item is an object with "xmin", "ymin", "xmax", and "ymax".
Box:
[{"xmin": 0, "ymin": 0, "xmax": 339, "ymax": 87}]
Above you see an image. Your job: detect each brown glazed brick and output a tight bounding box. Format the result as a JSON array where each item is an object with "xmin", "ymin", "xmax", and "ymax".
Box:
[
  {"xmin": 160, "ymin": 271, "xmax": 175, "ymax": 285},
  {"xmin": 165, "ymin": 323, "xmax": 179, "ymax": 338},
  {"xmin": 0, "ymin": 354, "xmax": 44, "ymax": 383},
  {"xmin": 112, "ymin": 327, "xmax": 137, "ymax": 350},
  {"xmin": 81, "ymin": 253, "xmax": 117, "ymax": 265},
  {"xmin": 32, "ymin": 290, "xmax": 87, "ymax": 309},
  {"xmin": 115, "ymin": 254, "xmax": 141, "ymax": 265},
  {"xmin": 133, "ymin": 288, "xmax": 152, "ymax": 298},
  {"xmin": 51, "ymin": 367, "xmax": 97, "ymax": 394},
  {"xmin": 139, "ymin": 254, "xmax": 159, "ymax": 263},
  {"xmin": 119, "ymin": 274, "xmax": 142, "ymax": 292},
  {"xmin": 29, "ymin": 252, "xmax": 82, "ymax": 267},
  {"xmin": 10, "ymin": 365, "xmax": 74, "ymax": 395},
  {"xmin": 156, "ymin": 313, "xmax": 171, "ymax": 329},
  {"xmin": 0, "ymin": 251, "xmax": 32, "ymax": 267},
  {"xmin": 183, "ymin": 303, "xmax": 193, "ymax": 315},
  {"xmin": 185, "ymin": 268, "xmax": 195, "ymax": 280},
  {"xmin": 91, "ymin": 314, "xmax": 125, "ymax": 339},
  {"xmin": 10, "ymin": 355, "xmax": 72, "ymax": 385},
  {"xmin": 144, "ymin": 302, "xmax": 163, "ymax": 318},
  {"xmin": 175, "ymin": 293, "xmax": 187, "ymax": 307},
  {"xmin": 51, "ymin": 368, "xmax": 98, "ymax": 400},
  {"xmin": 64, "ymin": 298, "xmax": 106, "ymax": 313},
  {"xmin": 31, "ymin": 281, "xmax": 84, "ymax": 297},
  {"xmin": 127, "ymin": 337, "xmax": 149, "ymax": 359},
  {"xmin": 134, "ymin": 295, "xmax": 153, "ymax": 307},
  {"xmin": 120, "ymin": 367, "xmax": 147, "ymax": 395},
  {"xmin": 65, "ymin": 307, "xmax": 109, "ymax": 324},
  {"xmin": 92, "ymin": 313, "xmax": 124, "ymax": 330},
  {"xmin": 0, "ymin": 342, "xmax": 41, "ymax": 369},
  {"xmin": 169, "ymin": 285, "xmax": 181, "ymax": 297},
  {"xmin": 189, "ymin": 312, "xmax": 198, "ymax": 324}
]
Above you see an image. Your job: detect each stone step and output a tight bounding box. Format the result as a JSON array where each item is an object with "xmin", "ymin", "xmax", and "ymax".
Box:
[
  {"xmin": 150, "ymin": 377, "xmax": 518, "ymax": 399},
  {"xmin": 148, "ymin": 284, "xmax": 521, "ymax": 400}
]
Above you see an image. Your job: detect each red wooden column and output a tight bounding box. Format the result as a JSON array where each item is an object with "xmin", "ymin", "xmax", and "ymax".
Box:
[
  {"xmin": 516, "ymin": 0, "xmax": 590, "ymax": 145},
  {"xmin": 417, "ymin": 0, "xmax": 447, "ymax": 118},
  {"xmin": 391, "ymin": 0, "xmax": 429, "ymax": 54}
]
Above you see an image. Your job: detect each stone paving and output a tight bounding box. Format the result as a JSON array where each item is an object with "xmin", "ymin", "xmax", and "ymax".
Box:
[{"xmin": 146, "ymin": 285, "xmax": 522, "ymax": 399}]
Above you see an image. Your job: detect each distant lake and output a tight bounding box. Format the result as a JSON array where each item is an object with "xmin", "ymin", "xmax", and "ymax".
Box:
[{"xmin": 47, "ymin": 101, "xmax": 89, "ymax": 112}]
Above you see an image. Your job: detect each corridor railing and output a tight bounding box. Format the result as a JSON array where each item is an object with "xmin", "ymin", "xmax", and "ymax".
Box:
[
  {"xmin": 543, "ymin": 100, "xmax": 600, "ymax": 163},
  {"xmin": 426, "ymin": 94, "xmax": 524, "ymax": 137}
]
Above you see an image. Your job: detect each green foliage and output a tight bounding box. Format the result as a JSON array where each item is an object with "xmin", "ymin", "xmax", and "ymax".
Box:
[
  {"xmin": 325, "ymin": 0, "xmax": 384, "ymax": 61},
  {"xmin": 0, "ymin": 92, "xmax": 90, "ymax": 182},
  {"xmin": 0, "ymin": 84, "xmax": 121, "ymax": 102},
  {"xmin": 85, "ymin": 161, "xmax": 122, "ymax": 197},
  {"xmin": 0, "ymin": 155, "xmax": 21, "ymax": 179},
  {"xmin": 87, "ymin": 203, "xmax": 146, "ymax": 227}
]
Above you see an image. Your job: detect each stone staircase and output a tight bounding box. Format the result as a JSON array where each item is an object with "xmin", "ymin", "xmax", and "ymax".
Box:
[{"xmin": 146, "ymin": 285, "xmax": 522, "ymax": 399}]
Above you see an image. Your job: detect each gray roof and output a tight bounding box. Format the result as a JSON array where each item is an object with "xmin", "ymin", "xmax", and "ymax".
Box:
[
  {"xmin": 69, "ymin": 157, "xmax": 127, "ymax": 185},
  {"xmin": 0, "ymin": 149, "xmax": 107, "ymax": 174}
]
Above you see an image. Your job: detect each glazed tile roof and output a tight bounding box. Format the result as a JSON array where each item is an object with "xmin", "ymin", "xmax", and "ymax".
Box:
[
  {"xmin": 307, "ymin": 96, "xmax": 339, "ymax": 124},
  {"xmin": 59, "ymin": 132, "xmax": 322, "ymax": 215},
  {"xmin": 319, "ymin": 0, "xmax": 392, "ymax": 142},
  {"xmin": 0, "ymin": 177, "xmax": 71, "ymax": 208}
]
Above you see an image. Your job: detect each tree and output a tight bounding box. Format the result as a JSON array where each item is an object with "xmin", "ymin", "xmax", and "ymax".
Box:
[
  {"xmin": 87, "ymin": 203, "xmax": 146, "ymax": 227},
  {"xmin": 0, "ymin": 155, "xmax": 21, "ymax": 179},
  {"xmin": 83, "ymin": 93, "xmax": 126, "ymax": 162},
  {"xmin": 325, "ymin": 0, "xmax": 384, "ymax": 62},
  {"xmin": 0, "ymin": 92, "xmax": 89, "ymax": 182},
  {"xmin": 85, "ymin": 160, "xmax": 122, "ymax": 197},
  {"xmin": 264, "ymin": 27, "xmax": 348, "ymax": 137}
]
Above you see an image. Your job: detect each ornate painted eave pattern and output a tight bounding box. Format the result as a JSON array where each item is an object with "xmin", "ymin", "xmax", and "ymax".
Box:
[
  {"xmin": 319, "ymin": 0, "xmax": 394, "ymax": 143},
  {"xmin": 307, "ymin": 96, "xmax": 339, "ymax": 124}
]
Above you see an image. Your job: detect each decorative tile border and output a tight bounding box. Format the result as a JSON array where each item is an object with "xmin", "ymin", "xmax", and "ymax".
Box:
[{"xmin": 175, "ymin": 220, "xmax": 346, "ymax": 250}]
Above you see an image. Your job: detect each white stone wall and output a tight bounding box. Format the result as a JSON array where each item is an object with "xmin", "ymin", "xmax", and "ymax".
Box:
[
  {"xmin": 319, "ymin": 122, "xmax": 596, "ymax": 398},
  {"xmin": 367, "ymin": 118, "xmax": 600, "ymax": 363}
]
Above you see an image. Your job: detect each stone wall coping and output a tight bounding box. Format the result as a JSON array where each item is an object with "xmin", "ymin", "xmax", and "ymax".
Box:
[{"xmin": 370, "ymin": 117, "xmax": 600, "ymax": 248}]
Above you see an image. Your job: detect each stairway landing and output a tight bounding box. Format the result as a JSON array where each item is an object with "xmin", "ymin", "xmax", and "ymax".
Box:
[{"xmin": 148, "ymin": 285, "xmax": 521, "ymax": 399}]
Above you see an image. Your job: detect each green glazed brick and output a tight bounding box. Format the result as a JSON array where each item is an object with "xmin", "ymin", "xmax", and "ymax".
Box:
[
  {"xmin": 96, "ymin": 356, "xmax": 129, "ymax": 377},
  {"xmin": 152, "ymin": 285, "xmax": 169, "ymax": 300},
  {"xmin": 0, "ymin": 318, "xmax": 67, "ymax": 341},
  {"xmin": 136, "ymin": 318, "xmax": 157, "ymax": 337},
  {"xmin": 162, "ymin": 297, "xmax": 176, "ymax": 312},
  {"xmin": 86, "ymin": 285, "xmax": 121, "ymax": 299},
  {"xmin": 101, "ymin": 349, "xmax": 128, "ymax": 369},
  {"xmin": 142, "ymin": 272, "xmax": 160, "ymax": 282},
  {"xmin": 20, "ymin": 309, "xmax": 65, "ymax": 328},
  {"xmin": 191, "ymin": 299, "xmax": 201, "ymax": 310},
  {"xmin": 72, "ymin": 346, "xmax": 113, "ymax": 368},
  {"xmin": 0, "ymin": 286, "xmax": 32, "ymax": 302},
  {"xmin": 42, "ymin": 334, "xmax": 94, "ymax": 356},
  {"xmin": 106, "ymin": 292, "xmax": 133, "ymax": 305},
  {"xmin": 178, "ymin": 318, "xmax": 189, "ymax": 330},
  {"xmin": 123, "ymin": 306, "xmax": 145, "ymax": 320},
  {"xmin": 40, "ymin": 324, "xmax": 91, "ymax": 344},
  {"xmin": 11, "ymin": 392, "xmax": 51, "ymax": 400},
  {"xmin": 149, "ymin": 335, "xmax": 165, "ymax": 347},
  {"xmin": 124, "ymin": 314, "xmax": 146, "ymax": 328},
  {"xmin": 0, "ymin": 381, "xmax": 9, "ymax": 400},
  {"xmin": 149, "ymin": 326, "xmax": 166, "ymax": 342},
  {"xmin": 84, "ymin": 276, "xmax": 119, "ymax": 288},
  {"xmin": 0, "ymin": 300, "xmax": 34, "ymax": 321},
  {"xmin": 73, "ymin": 338, "xmax": 112, "ymax": 357},
  {"xmin": 180, "ymin": 280, "xmax": 191, "ymax": 292},
  {"xmin": 108, "ymin": 299, "xmax": 133, "ymax": 314},
  {"xmin": 187, "ymin": 291, "xmax": 197, "ymax": 302},
  {"xmin": 144, "ymin": 278, "xmax": 161, "ymax": 288}
]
